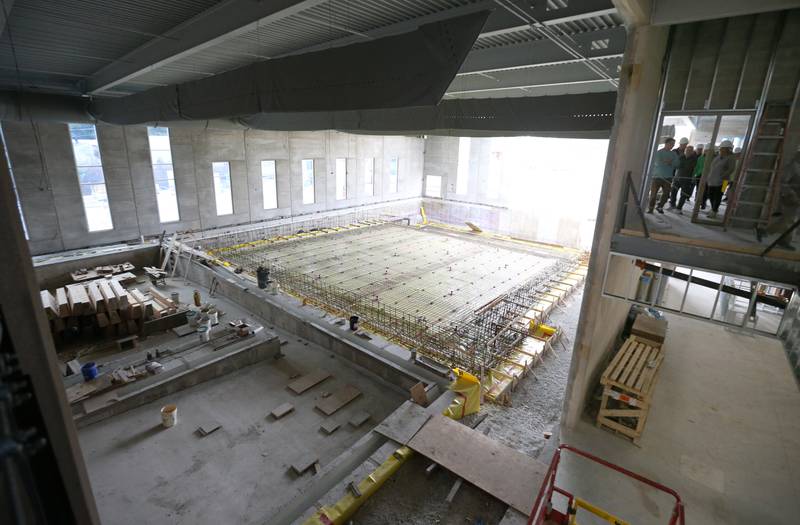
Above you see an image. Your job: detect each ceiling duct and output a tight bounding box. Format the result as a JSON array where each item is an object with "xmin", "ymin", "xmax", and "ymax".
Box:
[
  {"xmin": 238, "ymin": 92, "xmax": 617, "ymax": 138},
  {"xmin": 89, "ymin": 11, "xmax": 490, "ymax": 125}
]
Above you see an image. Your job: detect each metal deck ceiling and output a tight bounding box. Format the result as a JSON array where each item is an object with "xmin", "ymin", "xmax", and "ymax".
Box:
[{"xmin": 0, "ymin": 0, "xmax": 625, "ymax": 101}]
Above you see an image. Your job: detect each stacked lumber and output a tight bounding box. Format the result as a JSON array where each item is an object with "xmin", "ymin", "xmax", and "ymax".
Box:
[
  {"xmin": 70, "ymin": 262, "xmax": 135, "ymax": 282},
  {"xmin": 40, "ymin": 273, "xmax": 173, "ymax": 344}
]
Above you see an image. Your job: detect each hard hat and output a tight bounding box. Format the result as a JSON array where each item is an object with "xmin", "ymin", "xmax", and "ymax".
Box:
[
  {"xmin": 679, "ymin": 137, "xmax": 689, "ymax": 145},
  {"xmin": 720, "ymin": 140, "xmax": 733, "ymax": 149}
]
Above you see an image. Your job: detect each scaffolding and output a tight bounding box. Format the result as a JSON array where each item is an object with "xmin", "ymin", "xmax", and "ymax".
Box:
[{"xmin": 197, "ymin": 221, "xmax": 586, "ymax": 376}]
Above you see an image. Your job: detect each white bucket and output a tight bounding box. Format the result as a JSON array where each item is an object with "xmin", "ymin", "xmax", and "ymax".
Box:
[
  {"xmin": 161, "ymin": 404, "xmax": 177, "ymax": 428},
  {"xmin": 207, "ymin": 309, "xmax": 219, "ymax": 324},
  {"xmin": 197, "ymin": 326, "xmax": 210, "ymax": 342},
  {"xmin": 170, "ymin": 292, "xmax": 180, "ymax": 305}
]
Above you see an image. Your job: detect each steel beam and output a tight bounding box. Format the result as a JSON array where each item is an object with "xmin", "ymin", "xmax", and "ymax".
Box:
[
  {"xmin": 460, "ymin": 26, "xmax": 625, "ymax": 74},
  {"xmin": 85, "ymin": 0, "xmax": 329, "ymax": 94},
  {"xmin": 480, "ymin": 0, "xmax": 616, "ymax": 38},
  {"xmin": 651, "ymin": 0, "xmax": 800, "ymax": 25},
  {"xmin": 449, "ymin": 58, "xmax": 622, "ymax": 94}
]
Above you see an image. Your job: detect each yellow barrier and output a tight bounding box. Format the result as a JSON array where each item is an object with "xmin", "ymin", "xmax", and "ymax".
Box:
[
  {"xmin": 303, "ymin": 446, "xmax": 414, "ymax": 525},
  {"xmin": 567, "ymin": 497, "xmax": 631, "ymax": 525}
]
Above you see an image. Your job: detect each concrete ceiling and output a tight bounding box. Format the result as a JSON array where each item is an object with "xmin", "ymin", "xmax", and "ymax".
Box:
[{"xmin": 0, "ymin": 0, "xmax": 625, "ymax": 101}]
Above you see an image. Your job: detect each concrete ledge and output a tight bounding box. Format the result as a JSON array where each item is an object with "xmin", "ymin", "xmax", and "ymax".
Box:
[{"xmin": 74, "ymin": 336, "xmax": 280, "ymax": 428}]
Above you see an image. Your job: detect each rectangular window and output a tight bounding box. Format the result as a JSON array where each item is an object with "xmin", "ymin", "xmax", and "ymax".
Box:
[
  {"xmin": 261, "ymin": 160, "xmax": 278, "ymax": 209},
  {"xmin": 335, "ymin": 158, "xmax": 347, "ymax": 200},
  {"xmin": 301, "ymin": 159, "xmax": 315, "ymax": 204},
  {"xmin": 388, "ymin": 157, "xmax": 399, "ymax": 193},
  {"xmin": 425, "ymin": 175, "xmax": 442, "ymax": 198},
  {"xmin": 212, "ymin": 161, "xmax": 233, "ymax": 215},
  {"xmin": 147, "ymin": 127, "xmax": 180, "ymax": 223},
  {"xmin": 0, "ymin": 124, "xmax": 28, "ymax": 239},
  {"xmin": 364, "ymin": 157, "xmax": 375, "ymax": 196},
  {"xmin": 456, "ymin": 137, "xmax": 470, "ymax": 195},
  {"xmin": 69, "ymin": 123, "xmax": 113, "ymax": 232}
]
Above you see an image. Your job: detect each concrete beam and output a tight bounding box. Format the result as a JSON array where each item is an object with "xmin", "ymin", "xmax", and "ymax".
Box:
[
  {"xmin": 460, "ymin": 26, "xmax": 626, "ymax": 74},
  {"xmin": 650, "ymin": 0, "xmax": 800, "ymax": 25},
  {"xmin": 610, "ymin": 235, "xmax": 800, "ymax": 285},
  {"xmin": 86, "ymin": 0, "xmax": 329, "ymax": 94}
]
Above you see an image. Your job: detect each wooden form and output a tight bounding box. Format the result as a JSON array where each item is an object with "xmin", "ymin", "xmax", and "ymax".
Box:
[
  {"xmin": 315, "ymin": 385, "xmax": 362, "ymax": 415},
  {"xmin": 70, "ymin": 262, "xmax": 135, "ymax": 282},
  {"xmin": 596, "ymin": 336, "xmax": 665, "ymax": 445},
  {"xmin": 407, "ymin": 415, "xmax": 548, "ymax": 514},
  {"xmin": 287, "ymin": 369, "xmax": 331, "ymax": 394}
]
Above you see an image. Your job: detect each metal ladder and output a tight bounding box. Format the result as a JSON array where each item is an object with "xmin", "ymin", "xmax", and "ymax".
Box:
[{"xmin": 725, "ymin": 102, "xmax": 792, "ymax": 228}]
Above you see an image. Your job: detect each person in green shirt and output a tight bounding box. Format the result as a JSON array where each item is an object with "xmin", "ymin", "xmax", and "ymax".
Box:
[
  {"xmin": 693, "ymin": 144, "xmax": 706, "ymax": 208},
  {"xmin": 647, "ymin": 137, "xmax": 679, "ymax": 214}
]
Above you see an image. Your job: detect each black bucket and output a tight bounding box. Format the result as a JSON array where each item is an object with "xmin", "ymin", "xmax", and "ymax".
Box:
[
  {"xmin": 349, "ymin": 315, "xmax": 359, "ymax": 331},
  {"xmin": 256, "ymin": 266, "xmax": 270, "ymax": 289}
]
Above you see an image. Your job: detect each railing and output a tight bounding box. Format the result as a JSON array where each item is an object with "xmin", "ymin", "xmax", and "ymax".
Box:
[{"xmin": 527, "ymin": 444, "xmax": 685, "ymax": 525}]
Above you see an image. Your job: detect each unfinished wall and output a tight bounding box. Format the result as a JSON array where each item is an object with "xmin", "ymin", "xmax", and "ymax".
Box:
[
  {"xmin": 421, "ymin": 136, "xmax": 600, "ymax": 249},
  {"xmin": 3, "ymin": 123, "xmax": 424, "ymax": 255}
]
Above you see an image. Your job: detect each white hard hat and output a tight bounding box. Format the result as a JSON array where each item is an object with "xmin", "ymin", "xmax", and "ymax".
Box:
[
  {"xmin": 720, "ymin": 140, "xmax": 734, "ymax": 149},
  {"xmin": 679, "ymin": 137, "xmax": 689, "ymax": 145}
]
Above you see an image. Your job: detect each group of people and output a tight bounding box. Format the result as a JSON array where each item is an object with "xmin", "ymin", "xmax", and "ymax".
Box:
[{"xmin": 647, "ymin": 136, "xmax": 737, "ymax": 218}]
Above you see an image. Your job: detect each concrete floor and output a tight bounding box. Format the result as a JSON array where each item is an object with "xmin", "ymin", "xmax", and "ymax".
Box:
[
  {"xmin": 642, "ymin": 204, "xmax": 799, "ymax": 251},
  {"xmin": 557, "ymin": 313, "xmax": 800, "ymax": 525},
  {"xmin": 78, "ymin": 309, "xmax": 405, "ymax": 524}
]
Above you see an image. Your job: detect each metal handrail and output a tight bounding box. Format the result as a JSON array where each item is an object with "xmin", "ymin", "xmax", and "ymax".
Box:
[{"xmin": 527, "ymin": 444, "xmax": 685, "ymax": 525}]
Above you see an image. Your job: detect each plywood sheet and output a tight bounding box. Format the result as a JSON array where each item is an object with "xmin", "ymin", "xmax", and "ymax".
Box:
[
  {"xmin": 374, "ymin": 401, "xmax": 431, "ymax": 445},
  {"xmin": 315, "ymin": 385, "xmax": 361, "ymax": 415},
  {"xmin": 408, "ymin": 415, "xmax": 547, "ymax": 514},
  {"xmin": 287, "ymin": 369, "xmax": 331, "ymax": 394}
]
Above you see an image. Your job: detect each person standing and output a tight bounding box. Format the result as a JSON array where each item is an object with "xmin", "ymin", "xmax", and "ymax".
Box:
[
  {"xmin": 692, "ymin": 144, "xmax": 706, "ymax": 206},
  {"xmin": 674, "ymin": 145, "xmax": 698, "ymax": 214},
  {"xmin": 705, "ymin": 140, "xmax": 737, "ymax": 218},
  {"xmin": 668, "ymin": 137, "xmax": 690, "ymax": 209},
  {"xmin": 647, "ymin": 137, "xmax": 679, "ymax": 214}
]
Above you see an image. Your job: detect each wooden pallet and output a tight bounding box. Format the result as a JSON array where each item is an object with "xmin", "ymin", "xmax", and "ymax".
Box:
[{"xmin": 596, "ymin": 336, "xmax": 665, "ymax": 445}]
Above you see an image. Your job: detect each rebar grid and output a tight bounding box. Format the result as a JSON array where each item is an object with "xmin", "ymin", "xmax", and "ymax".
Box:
[{"xmin": 204, "ymin": 222, "xmax": 581, "ymax": 374}]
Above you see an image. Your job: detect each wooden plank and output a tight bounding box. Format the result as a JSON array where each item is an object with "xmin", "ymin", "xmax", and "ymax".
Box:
[
  {"xmin": 149, "ymin": 287, "xmax": 174, "ymax": 310},
  {"xmin": 85, "ymin": 281, "xmax": 105, "ymax": 313},
  {"xmin": 408, "ymin": 415, "xmax": 548, "ymax": 514},
  {"xmin": 98, "ymin": 280, "xmax": 117, "ymax": 310},
  {"xmin": 270, "ymin": 402, "xmax": 294, "ymax": 419},
  {"xmin": 290, "ymin": 454, "xmax": 319, "ymax": 475},
  {"xmin": 110, "ymin": 281, "xmax": 130, "ymax": 309},
  {"xmin": 602, "ymin": 338, "xmax": 633, "ymax": 383},
  {"xmin": 374, "ymin": 401, "xmax": 431, "ymax": 445},
  {"xmin": 348, "ymin": 411, "xmax": 371, "ymax": 428},
  {"xmin": 40, "ymin": 290, "xmax": 58, "ymax": 319},
  {"xmin": 55, "ymin": 287, "xmax": 71, "ymax": 317},
  {"xmin": 320, "ymin": 420, "xmax": 341, "ymax": 435},
  {"xmin": 315, "ymin": 385, "xmax": 362, "ymax": 416},
  {"xmin": 66, "ymin": 284, "xmax": 92, "ymax": 315},
  {"xmin": 620, "ymin": 342, "xmax": 645, "ymax": 386},
  {"xmin": 287, "ymin": 369, "xmax": 332, "ymax": 394},
  {"xmin": 627, "ymin": 345, "xmax": 654, "ymax": 389},
  {"xmin": 610, "ymin": 342, "xmax": 635, "ymax": 383},
  {"xmin": 410, "ymin": 382, "xmax": 429, "ymax": 406}
]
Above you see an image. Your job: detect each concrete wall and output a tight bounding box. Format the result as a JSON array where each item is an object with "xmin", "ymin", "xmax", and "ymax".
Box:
[
  {"xmin": 561, "ymin": 23, "xmax": 671, "ymax": 429},
  {"xmin": 3, "ymin": 123, "xmax": 424, "ymax": 255},
  {"xmin": 421, "ymin": 136, "xmax": 595, "ymax": 249}
]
